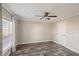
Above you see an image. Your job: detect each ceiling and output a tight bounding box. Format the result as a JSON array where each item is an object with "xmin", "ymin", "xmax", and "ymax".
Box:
[{"xmin": 3, "ymin": 3, "xmax": 79, "ymax": 23}]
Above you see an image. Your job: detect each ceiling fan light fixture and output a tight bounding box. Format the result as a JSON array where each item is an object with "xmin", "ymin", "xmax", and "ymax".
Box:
[
  {"xmin": 47, "ymin": 18, "xmax": 50, "ymax": 20},
  {"xmin": 36, "ymin": 11, "xmax": 57, "ymax": 20}
]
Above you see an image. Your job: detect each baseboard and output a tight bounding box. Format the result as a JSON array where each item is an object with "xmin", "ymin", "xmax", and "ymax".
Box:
[
  {"xmin": 17, "ymin": 40, "xmax": 52, "ymax": 45},
  {"xmin": 52, "ymin": 40, "xmax": 79, "ymax": 54}
]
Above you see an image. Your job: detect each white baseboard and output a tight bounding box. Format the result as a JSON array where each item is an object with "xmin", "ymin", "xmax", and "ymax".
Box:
[{"xmin": 17, "ymin": 40, "xmax": 52, "ymax": 45}]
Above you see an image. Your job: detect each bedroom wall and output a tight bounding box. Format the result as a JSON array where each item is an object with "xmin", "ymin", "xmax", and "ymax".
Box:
[
  {"xmin": 51, "ymin": 22, "xmax": 57, "ymax": 43},
  {"xmin": 66, "ymin": 15, "xmax": 79, "ymax": 53},
  {"xmin": 52, "ymin": 15, "xmax": 79, "ymax": 53},
  {"xmin": 52, "ymin": 20, "xmax": 66, "ymax": 46},
  {"xmin": 17, "ymin": 20, "xmax": 52, "ymax": 44}
]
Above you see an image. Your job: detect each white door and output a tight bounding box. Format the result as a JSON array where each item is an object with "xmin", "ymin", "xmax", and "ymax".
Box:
[{"xmin": 57, "ymin": 21, "xmax": 66, "ymax": 46}]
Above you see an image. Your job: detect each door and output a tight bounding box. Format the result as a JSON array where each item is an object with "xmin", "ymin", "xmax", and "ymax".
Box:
[{"xmin": 57, "ymin": 21, "xmax": 66, "ymax": 46}]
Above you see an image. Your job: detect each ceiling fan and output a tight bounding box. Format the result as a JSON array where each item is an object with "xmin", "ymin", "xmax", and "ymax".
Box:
[{"xmin": 36, "ymin": 12, "xmax": 57, "ymax": 20}]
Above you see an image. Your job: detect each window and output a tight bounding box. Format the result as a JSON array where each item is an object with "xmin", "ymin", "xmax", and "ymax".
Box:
[{"xmin": 2, "ymin": 18, "xmax": 12, "ymax": 52}]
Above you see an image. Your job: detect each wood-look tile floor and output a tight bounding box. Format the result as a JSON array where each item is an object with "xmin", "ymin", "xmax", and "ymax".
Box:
[{"xmin": 10, "ymin": 41, "xmax": 79, "ymax": 56}]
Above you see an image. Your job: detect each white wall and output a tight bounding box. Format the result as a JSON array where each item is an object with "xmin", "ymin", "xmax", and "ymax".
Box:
[
  {"xmin": 66, "ymin": 15, "xmax": 79, "ymax": 53},
  {"xmin": 52, "ymin": 21, "xmax": 66, "ymax": 46},
  {"xmin": 18, "ymin": 21, "xmax": 52, "ymax": 44},
  {"xmin": 57, "ymin": 21, "xmax": 66, "ymax": 46},
  {"xmin": 51, "ymin": 22, "xmax": 57, "ymax": 43},
  {"xmin": 52, "ymin": 15, "xmax": 79, "ymax": 53}
]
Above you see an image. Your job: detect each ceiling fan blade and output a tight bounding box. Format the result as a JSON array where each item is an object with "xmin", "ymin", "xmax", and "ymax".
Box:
[{"xmin": 48, "ymin": 15, "xmax": 57, "ymax": 17}]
